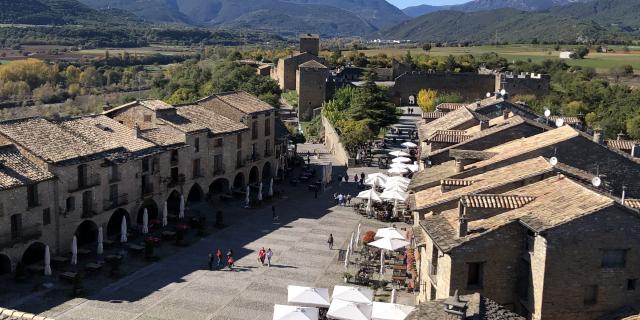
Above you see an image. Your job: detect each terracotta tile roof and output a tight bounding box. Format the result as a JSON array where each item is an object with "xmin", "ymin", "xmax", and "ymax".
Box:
[
  {"xmin": 299, "ymin": 60, "xmax": 327, "ymax": 69},
  {"xmin": 408, "ymin": 160, "xmax": 457, "ymax": 191},
  {"xmin": 176, "ymin": 104, "xmax": 248, "ymax": 135},
  {"xmin": 0, "ymin": 116, "xmax": 158, "ymax": 165},
  {"xmin": 0, "ymin": 144, "xmax": 54, "ymax": 190},
  {"xmin": 626, "ymin": 199, "xmax": 640, "ymax": 209},
  {"xmin": 428, "ymin": 130, "xmax": 471, "ymax": 144},
  {"xmin": 202, "ymin": 91, "xmax": 274, "ymax": 115},
  {"xmin": 420, "ymin": 107, "xmax": 482, "ymax": 139},
  {"xmin": 606, "ymin": 139, "xmax": 640, "ymax": 151},
  {"xmin": 462, "ymin": 194, "xmax": 537, "ymax": 209},
  {"xmin": 139, "ymin": 100, "xmax": 174, "ymax": 110},
  {"xmin": 435, "ymin": 103, "xmax": 466, "ymax": 112},
  {"xmin": 413, "ymin": 157, "xmax": 553, "ymax": 210},
  {"xmin": 421, "ymin": 175, "xmax": 614, "ymax": 252},
  {"xmin": 139, "ymin": 125, "xmax": 184, "ymax": 147},
  {"xmin": 422, "ymin": 111, "xmax": 445, "ymax": 120},
  {"xmin": 547, "ymin": 115, "xmax": 582, "ymax": 125},
  {"xmin": 465, "ymin": 126, "xmax": 580, "ymax": 171},
  {"xmin": 449, "ymin": 149, "xmax": 497, "ymax": 160}
]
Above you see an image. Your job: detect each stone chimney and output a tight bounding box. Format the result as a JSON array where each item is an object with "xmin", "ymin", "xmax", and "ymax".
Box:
[
  {"xmin": 502, "ymin": 109, "xmax": 510, "ymax": 120},
  {"xmin": 632, "ymin": 144, "xmax": 640, "ymax": 158},
  {"xmin": 454, "ymin": 159, "xmax": 464, "ymax": 173},
  {"xmin": 479, "ymin": 120, "xmax": 489, "ymax": 131},
  {"xmin": 593, "ymin": 128, "xmax": 604, "ymax": 144},
  {"xmin": 457, "ymin": 200, "xmax": 467, "ymax": 238}
]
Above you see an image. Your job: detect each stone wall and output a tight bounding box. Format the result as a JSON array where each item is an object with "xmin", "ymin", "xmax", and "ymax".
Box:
[
  {"xmin": 392, "ymin": 72, "xmax": 496, "ymax": 105},
  {"xmin": 276, "ymin": 53, "xmax": 322, "ymax": 91},
  {"xmin": 297, "ymin": 67, "xmax": 327, "ymax": 122},
  {"xmin": 322, "ymin": 116, "xmax": 351, "ymax": 167},
  {"xmin": 498, "ymin": 73, "xmax": 551, "ymax": 97}
]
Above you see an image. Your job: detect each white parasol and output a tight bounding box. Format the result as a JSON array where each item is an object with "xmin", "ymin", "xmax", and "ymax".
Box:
[
  {"xmin": 327, "ymin": 299, "xmax": 372, "ymax": 320},
  {"xmin": 386, "ymin": 176, "xmax": 410, "ymax": 185},
  {"xmin": 273, "ymin": 305, "xmax": 319, "ymax": 320},
  {"xmin": 120, "ymin": 216, "xmax": 128, "ymax": 243},
  {"xmin": 162, "ymin": 201, "xmax": 168, "ymax": 227},
  {"xmin": 142, "ymin": 208, "xmax": 149, "ymax": 234},
  {"xmin": 389, "ymin": 151, "xmax": 410, "ymax": 157},
  {"xmin": 179, "ymin": 194, "xmax": 185, "ymax": 219},
  {"xmin": 407, "ymin": 164, "xmax": 419, "ymax": 172},
  {"xmin": 389, "ymin": 162, "xmax": 408, "ymax": 169},
  {"xmin": 371, "ymin": 302, "xmax": 416, "ymax": 320},
  {"xmin": 388, "ymin": 167, "xmax": 409, "ymax": 175},
  {"xmin": 269, "ymin": 178, "xmax": 274, "ymax": 197},
  {"xmin": 258, "ymin": 182, "xmax": 263, "ymax": 201},
  {"xmin": 356, "ymin": 189, "xmax": 382, "ymax": 202},
  {"xmin": 44, "ymin": 245, "xmax": 52, "ymax": 276},
  {"xmin": 367, "ymin": 237, "xmax": 410, "ymax": 251},
  {"xmin": 332, "ymin": 286, "xmax": 374, "ymax": 304},
  {"xmin": 97, "ymin": 226, "xmax": 103, "ymax": 255},
  {"xmin": 71, "ymin": 235, "xmax": 77, "ymax": 265},
  {"xmin": 287, "ymin": 286, "xmax": 330, "ymax": 308},
  {"xmin": 375, "ymin": 227, "xmax": 406, "ymax": 240},
  {"xmin": 392, "ymin": 157, "xmax": 411, "ymax": 163},
  {"xmin": 381, "ymin": 190, "xmax": 408, "ymax": 202},
  {"xmin": 400, "ymin": 142, "xmax": 417, "ymax": 148},
  {"xmin": 364, "ymin": 173, "xmax": 388, "ymax": 187}
]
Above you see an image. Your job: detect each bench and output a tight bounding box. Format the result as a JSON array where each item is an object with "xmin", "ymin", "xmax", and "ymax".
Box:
[
  {"xmin": 60, "ymin": 271, "xmax": 77, "ymax": 282},
  {"xmin": 85, "ymin": 262, "xmax": 102, "ymax": 272},
  {"xmin": 128, "ymin": 244, "xmax": 145, "ymax": 253},
  {"xmin": 161, "ymin": 230, "xmax": 176, "ymax": 239},
  {"xmin": 51, "ymin": 256, "xmax": 69, "ymax": 265}
]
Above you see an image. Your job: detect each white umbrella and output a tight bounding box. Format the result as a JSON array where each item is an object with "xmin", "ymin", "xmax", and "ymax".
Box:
[
  {"xmin": 391, "ymin": 289, "xmax": 396, "ymax": 304},
  {"xmin": 44, "ymin": 245, "xmax": 52, "ymax": 276},
  {"xmin": 375, "ymin": 228, "xmax": 405, "ymax": 240},
  {"xmin": 258, "ymin": 182, "xmax": 263, "ymax": 201},
  {"xmin": 97, "ymin": 226, "xmax": 103, "ymax": 255},
  {"xmin": 388, "ymin": 167, "xmax": 409, "ymax": 175},
  {"xmin": 162, "ymin": 201, "xmax": 168, "ymax": 227},
  {"xmin": 389, "ymin": 162, "xmax": 408, "ymax": 169},
  {"xmin": 355, "ymin": 223, "xmax": 361, "ymax": 249},
  {"xmin": 327, "ymin": 299, "xmax": 372, "ymax": 320},
  {"xmin": 356, "ymin": 189, "xmax": 382, "ymax": 202},
  {"xmin": 384, "ymin": 184, "xmax": 408, "ymax": 193},
  {"xmin": 386, "ymin": 176, "xmax": 410, "ymax": 185},
  {"xmin": 269, "ymin": 178, "xmax": 274, "ymax": 197},
  {"xmin": 332, "ymin": 286, "xmax": 374, "ymax": 304},
  {"xmin": 364, "ymin": 175, "xmax": 387, "ymax": 187},
  {"xmin": 392, "ymin": 157, "xmax": 411, "ymax": 163},
  {"xmin": 273, "ymin": 304, "xmax": 319, "ymax": 320},
  {"xmin": 179, "ymin": 194, "xmax": 185, "ymax": 219},
  {"xmin": 245, "ymin": 185, "xmax": 251, "ymax": 207},
  {"xmin": 120, "ymin": 216, "xmax": 128, "ymax": 243},
  {"xmin": 407, "ymin": 164, "xmax": 419, "ymax": 172},
  {"xmin": 371, "ymin": 302, "xmax": 416, "ymax": 320},
  {"xmin": 142, "ymin": 208, "xmax": 149, "ymax": 234},
  {"xmin": 71, "ymin": 236, "xmax": 77, "ymax": 265},
  {"xmin": 389, "ymin": 151, "xmax": 410, "ymax": 157},
  {"xmin": 367, "ymin": 238, "xmax": 410, "ymax": 251},
  {"xmin": 381, "ymin": 190, "xmax": 408, "ymax": 202},
  {"xmin": 287, "ymin": 285, "xmax": 330, "ymax": 308},
  {"xmin": 380, "ymin": 250, "xmax": 384, "ymax": 276},
  {"xmin": 400, "ymin": 142, "xmax": 417, "ymax": 148},
  {"xmin": 344, "ymin": 245, "xmax": 350, "ymax": 270}
]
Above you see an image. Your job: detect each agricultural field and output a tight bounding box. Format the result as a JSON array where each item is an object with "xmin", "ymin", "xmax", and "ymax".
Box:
[
  {"xmin": 360, "ymin": 44, "xmax": 640, "ymax": 74},
  {"xmin": 77, "ymin": 45, "xmax": 195, "ymax": 57}
]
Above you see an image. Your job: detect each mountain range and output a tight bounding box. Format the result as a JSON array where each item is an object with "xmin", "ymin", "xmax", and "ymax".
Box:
[
  {"xmin": 385, "ymin": 0, "xmax": 640, "ymax": 43},
  {"xmin": 402, "ymin": 0, "xmax": 593, "ymax": 17}
]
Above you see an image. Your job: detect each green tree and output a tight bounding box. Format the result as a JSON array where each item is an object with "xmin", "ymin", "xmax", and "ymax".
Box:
[
  {"xmin": 626, "ymin": 115, "xmax": 640, "ymax": 139},
  {"xmin": 422, "ymin": 43, "xmax": 432, "ymax": 52},
  {"xmin": 337, "ymin": 119, "xmax": 374, "ymax": 154}
]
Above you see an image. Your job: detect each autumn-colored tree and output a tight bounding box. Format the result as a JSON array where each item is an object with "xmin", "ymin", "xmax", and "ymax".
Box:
[{"xmin": 417, "ymin": 89, "xmax": 438, "ymax": 112}]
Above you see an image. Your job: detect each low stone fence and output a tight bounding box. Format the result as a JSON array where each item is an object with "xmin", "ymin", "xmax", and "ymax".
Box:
[
  {"xmin": 321, "ymin": 116, "xmax": 354, "ymax": 167},
  {"xmin": 0, "ymin": 308, "xmax": 55, "ymax": 320}
]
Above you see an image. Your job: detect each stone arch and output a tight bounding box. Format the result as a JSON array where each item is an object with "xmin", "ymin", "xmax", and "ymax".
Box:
[
  {"xmin": 137, "ymin": 198, "xmax": 159, "ymax": 226},
  {"xmin": 262, "ymin": 161, "xmax": 272, "ymax": 181},
  {"xmin": 249, "ymin": 166, "xmax": 260, "ymax": 184},
  {"xmin": 233, "ymin": 172, "xmax": 245, "ymax": 189},
  {"xmin": 107, "ymin": 208, "xmax": 130, "ymax": 237},
  {"xmin": 21, "ymin": 242, "xmax": 45, "ymax": 266},
  {"xmin": 167, "ymin": 190, "xmax": 181, "ymax": 215},
  {"xmin": 74, "ymin": 220, "xmax": 98, "ymax": 247},
  {"xmin": 209, "ymin": 178, "xmax": 230, "ymax": 195},
  {"xmin": 187, "ymin": 183, "xmax": 203, "ymax": 204},
  {"xmin": 0, "ymin": 254, "xmax": 11, "ymax": 275}
]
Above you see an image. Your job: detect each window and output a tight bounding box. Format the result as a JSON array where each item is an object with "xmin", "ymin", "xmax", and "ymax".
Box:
[
  {"xmin": 265, "ymin": 118, "xmax": 271, "ymax": 136},
  {"xmin": 252, "ymin": 121, "xmax": 258, "ymax": 140},
  {"xmin": 602, "ymin": 249, "xmax": 627, "ymax": 268},
  {"xmin": 214, "ymin": 138, "xmax": 223, "ymax": 148},
  {"xmin": 214, "ymin": 155, "xmax": 223, "ymax": 173},
  {"xmin": 82, "ymin": 190, "xmax": 93, "ymax": 216},
  {"xmin": 152, "ymin": 157, "xmax": 159, "ymax": 173},
  {"xmin": 236, "ymin": 150, "xmax": 242, "ymax": 168},
  {"xmin": 192, "ymin": 159, "xmax": 201, "ymax": 178},
  {"xmin": 628, "ymin": 279, "xmax": 637, "ymax": 291},
  {"xmin": 252, "ymin": 143, "xmax": 258, "ymax": 159},
  {"xmin": 265, "ymin": 139, "xmax": 271, "ymax": 156},
  {"xmin": 584, "ymin": 285, "xmax": 598, "ymax": 305},
  {"xmin": 66, "ymin": 197, "xmax": 75, "ymax": 212},
  {"xmin": 109, "ymin": 184, "xmax": 118, "ymax": 201},
  {"xmin": 237, "ymin": 134, "xmax": 242, "ymax": 149},
  {"xmin": 42, "ymin": 208, "xmax": 51, "ymax": 226},
  {"xmin": 170, "ymin": 150, "xmax": 179, "ymax": 165},
  {"xmin": 194, "ymin": 138, "xmax": 200, "ymax": 153},
  {"xmin": 27, "ymin": 184, "xmax": 38, "ymax": 207},
  {"xmin": 110, "ymin": 165, "xmax": 119, "ymax": 182},
  {"xmin": 467, "ymin": 262, "xmax": 484, "ymax": 289},
  {"xmin": 77, "ymin": 164, "xmax": 87, "ymax": 187},
  {"xmin": 143, "ymin": 114, "xmax": 152, "ymax": 122},
  {"xmin": 142, "ymin": 158, "xmax": 150, "ymax": 172},
  {"xmin": 10, "ymin": 214, "xmax": 22, "ymax": 240}
]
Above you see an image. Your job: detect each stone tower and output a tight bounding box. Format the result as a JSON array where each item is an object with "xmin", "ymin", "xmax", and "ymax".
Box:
[
  {"xmin": 299, "ymin": 33, "xmax": 320, "ymax": 56},
  {"xmin": 297, "ymin": 60, "xmax": 327, "ymax": 121}
]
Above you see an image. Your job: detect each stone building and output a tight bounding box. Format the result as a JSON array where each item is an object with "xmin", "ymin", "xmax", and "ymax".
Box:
[
  {"xmin": 413, "ymin": 172, "xmax": 640, "ymax": 320},
  {"xmin": 296, "ymin": 60, "xmax": 328, "ymax": 121},
  {"xmin": 272, "ymin": 34, "xmax": 324, "ymax": 91},
  {"xmin": 0, "ymin": 91, "xmax": 278, "ymax": 274},
  {"xmin": 299, "ymin": 33, "xmax": 320, "ymax": 57},
  {"xmin": 496, "ymin": 72, "xmax": 551, "ymax": 98}
]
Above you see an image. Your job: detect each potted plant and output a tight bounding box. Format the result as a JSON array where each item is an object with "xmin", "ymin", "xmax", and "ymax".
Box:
[
  {"xmin": 362, "ymin": 231, "xmax": 375, "ymax": 244},
  {"xmin": 343, "ymin": 272, "xmax": 353, "ymax": 283}
]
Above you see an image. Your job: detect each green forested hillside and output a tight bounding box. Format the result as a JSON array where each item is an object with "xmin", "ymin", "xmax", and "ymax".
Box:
[
  {"xmin": 382, "ymin": 0, "xmax": 640, "ymax": 43},
  {"xmin": 0, "ymin": 0, "xmax": 140, "ymax": 26}
]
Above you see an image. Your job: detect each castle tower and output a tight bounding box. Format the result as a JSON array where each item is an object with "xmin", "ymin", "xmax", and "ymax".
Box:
[
  {"xmin": 300, "ymin": 33, "xmax": 320, "ymax": 57},
  {"xmin": 297, "ymin": 60, "xmax": 327, "ymax": 121}
]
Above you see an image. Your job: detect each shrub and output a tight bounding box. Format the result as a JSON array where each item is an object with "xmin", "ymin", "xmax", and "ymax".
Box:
[{"xmin": 363, "ymin": 231, "xmax": 375, "ymax": 244}]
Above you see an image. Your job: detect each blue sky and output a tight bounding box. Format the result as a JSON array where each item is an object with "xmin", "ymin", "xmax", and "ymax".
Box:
[{"xmin": 387, "ymin": 0, "xmax": 469, "ymax": 9}]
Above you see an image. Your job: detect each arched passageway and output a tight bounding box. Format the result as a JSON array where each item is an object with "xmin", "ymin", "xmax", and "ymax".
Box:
[
  {"xmin": 107, "ymin": 208, "xmax": 130, "ymax": 237},
  {"xmin": 209, "ymin": 179, "xmax": 229, "ymax": 195},
  {"xmin": 249, "ymin": 166, "xmax": 260, "ymax": 184},
  {"xmin": 187, "ymin": 183, "xmax": 203, "ymax": 204},
  {"xmin": 262, "ymin": 162, "xmax": 272, "ymax": 181},
  {"xmin": 0, "ymin": 254, "xmax": 11, "ymax": 275},
  {"xmin": 137, "ymin": 199, "xmax": 158, "ymax": 225},
  {"xmin": 75, "ymin": 220, "xmax": 98, "ymax": 246},
  {"xmin": 233, "ymin": 173, "xmax": 245, "ymax": 190},
  {"xmin": 21, "ymin": 242, "xmax": 45, "ymax": 266}
]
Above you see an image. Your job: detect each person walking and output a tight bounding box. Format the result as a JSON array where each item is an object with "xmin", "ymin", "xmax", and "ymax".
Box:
[
  {"xmin": 272, "ymin": 205, "xmax": 278, "ymax": 221},
  {"xmin": 266, "ymin": 248, "xmax": 273, "ymax": 267},
  {"xmin": 360, "ymin": 172, "xmax": 365, "ymax": 185},
  {"xmin": 328, "ymin": 234, "xmax": 334, "ymax": 250},
  {"xmin": 227, "ymin": 256, "xmax": 235, "ymax": 271},
  {"xmin": 346, "ymin": 194, "xmax": 352, "ymax": 206},
  {"xmin": 216, "ymin": 249, "xmax": 223, "ymax": 269},
  {"xmin": 208, "ymin": 252, "xmax": 214, "ymax": 270},
  {"xmin": 258, "ymin": 247, "xmax": 266, "ymax": 266},
  {"xmin": 354, "ymin": 174, "xmax": 359, "ymax": 185}
]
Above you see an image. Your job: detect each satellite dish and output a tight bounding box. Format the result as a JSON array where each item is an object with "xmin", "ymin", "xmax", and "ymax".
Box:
[
  {"xmin": 549, "ymin": 157, "xmax": 558, "ymax": 166},
  {"xmin": 500, "ymin": 89, "xmax": 507, "ymax": 96},
  {"xmin": 544, "ymin": 109, "xmax": 551, "ymax": 117},
  {"xmin": 555, "ymin": 118, "xmax": 565, "ymax": 127},
  {"xmin": 486, "ymin": 92, "xmax": 491, "ymax": 98},
  {"xmin": 592, "ymin": 176, "xmax": 602, "ymax": 187}
]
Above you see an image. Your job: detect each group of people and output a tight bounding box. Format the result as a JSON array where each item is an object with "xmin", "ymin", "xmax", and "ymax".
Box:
[
  {"xmin": 333, "ymin": 193, "xmax": 352, "ymax": 206},
  {"xmin": 208, "ymin": 249, "xmax": 236, "ymax": 271},
  {"xmin": 257, "ymin": 247, "xmax": 274, "ymax": 267}
]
